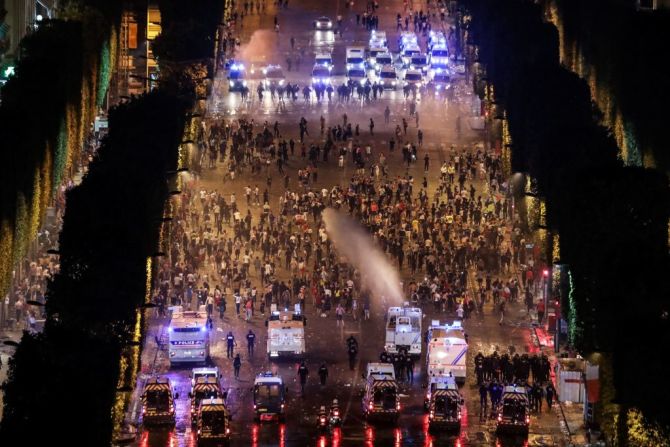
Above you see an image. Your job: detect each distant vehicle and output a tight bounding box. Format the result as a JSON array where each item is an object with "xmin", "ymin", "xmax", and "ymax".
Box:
[
  {"xmin": 410, "ymin": 53, "xmax": 429, "ymax": 73},
  {"xmin": 195, "ymin": 398, "xmax": 231, "ymax": 445},
  {"xmin": 266, "ymin": 305, "xmax": 306, "ymax": 359},
  {"xmin": 372, "ymin": 52, "xmax": 393, "ymax": 71},
  {"xmin": 429, "ymin": 45, "xmax": 450, "ymax": 71},
  {"xmin": 311, "ymin": 64, "xmax": 332, "ymax": 86},
  {"xmin": 168, "ymin": 305, "xmax": 210, "ymax": 365},
  {"xmin": 189, "ymin": 376, "xmax": 225, "ymax": 426},
  {"xmin": 313, "ymin": 16, "xmax": 333, "ymax": 30},
  {"xmin": 401, "ymin": 44, "xmax": 421, "ymax": 67},
  {"xmin": 227, "ymin": 62, "xmax": 247, "ymax": 91},
  {"xmin": 191, "ymin": 367, "xmax": 221, "ymax": 388},
  {"xmin": 263, "ymin": 65, "xmax": 286, "ymax": 87},
  {"xmin": 346, "ymin": 46, "xmax": 366, "ymax": 69},
  {"xmin": 427, "ymin": 30, "xmax": 447, "ymax": 51},
  {"xmin": 377, "ymin": 65, "xmax": 398, "ymax": 89},
  {"xmin": 370, "ymin": 30, "xmax": 387, "ymax": 47},
  {"xmin": 425, "ymin": 375, "xmax": 463, "ymax": 432},
  {"xmin": 496, "ymin": 385, "xmax": 530, "ymax": 435},
  {"xmin": 362, "ymin": 363, "xmax": 400, "ymax": 423},
  {"xmin": 404, "ymin": 69, "xmax": 425, "ymax": 88},
  {"xmin": 253, "ymin": 371, "xmax": 288, "ymax": 422},
  {"xmin": 315, "ymin": 52, "xmax": 333, "ymax": 69},
  {"xmin": 430, "ymin": 71, "xmax": 451, "ymax": 95},
  {"xmin": 398, "ymin": 31, "xmax": 418, "ymax": 50},
  {"xmin": 384, "ymin": 304, "xmax": 422, "ymax": 357},
  {"xmin": 425, "ymin": 320, "xmax": 467, "ymax": 384},
  {"xmin": 347, "ymin": 67, "xmax": 368, "ymax": 86},
  {"xmin": 141, "ymin": 377, "xmax": 177, "ymax": 427}
]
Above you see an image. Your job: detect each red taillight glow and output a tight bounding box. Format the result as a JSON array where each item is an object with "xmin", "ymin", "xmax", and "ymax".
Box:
[
  {"xmin": 369, "ymin": 402, "xmax": 373, "ymax": 410},
  {"xmin": 396, "ymin": 402, "xmax": 401, "ymax": 410},
  {"xmin": 429, "ymin": 411, "xmax": 434, "ymax": 419},
  {"xmin": 498, "ymin": 414, "xmax": 502, "ymax": 422}
]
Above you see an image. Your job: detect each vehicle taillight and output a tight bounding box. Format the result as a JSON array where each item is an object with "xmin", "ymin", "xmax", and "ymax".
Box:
[
  {"xmin": 429, "ymin": 411, "xmax": 434, "ymax": 419},
  {"xmin": 369, "ymin": 402, "xmax": 373, "ymax": 410},
  {"xmin": 396, "ymin": 402, "xmax": 401, "ymax": 410},
  {"xmin": 333, "ymin": 410, "xmax": 339, "ymax": 416},
  {"xmin": 498, "ymin": 414, "xmax": 502, "ymax": 422},
  {"xmin": 526, "ymin": 415, "xmax": 530, "ymax": 424},
  {"xmin": 226, "ymin": 428, "xmax": 230, "ymax": 435},
  {"xmin": 281, "ymin": 403, "xmax": 285, "ymax": 409},
  {"xmin": 320, "ymin": 416, "xmax": 326, "ymax": 423},
  {"xmin": 253, "ymin": 404, "xmax": 257, "ymax": 410},
  {"xmin": 458, "ymin": 411, "xmax": 462, "ymax": 420}
]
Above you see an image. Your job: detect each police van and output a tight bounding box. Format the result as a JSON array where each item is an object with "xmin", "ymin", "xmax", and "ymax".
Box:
[
  {"xmin": 227, "ymin": 62, "xmax": 247, "ymax": 91},
  {"xmin": 425, "ymin": 320, "xmax": 468, "ymax": 384},
  {"xmin": 496, "ymin": 385, "xmax": 530, "ymax": 434},
  {"xmin": 425, "ymin": 375, "xmax": 463, "ymax": 432},
  {"xmin": 168, "ymin": 305, "xmax": 210, "ymax": 366},
  {"xmin": 266, "ymin": 304, "xmax": 306, "ymax": 359},
  {"xmin": 314, "ymin": 52, "xmax": 333, "ymax": 70},
  {"xmin": 189, "ymin": 376, "xmax": 226, "ymax": 427},
  {"xmin": 361, "ymin": 363, "xmax": 400, "ymax": 423},
  {"xmin": 346, "ymin": 46, "xmax": 366, "ymax": 69},
  {"xmin": 384, "ymin": 304, "xmax": 422, "ymax": 357},
  {"xmin": 253, "ymin": 371, "xmax": 288, "ymax": 422},
  {"xmin": 141, "ymin": 377, "xmax": 177, "ymax": 427},
  {"xmin": 195, "ymin": 398, "xmax": 231, "ymax": 446}
]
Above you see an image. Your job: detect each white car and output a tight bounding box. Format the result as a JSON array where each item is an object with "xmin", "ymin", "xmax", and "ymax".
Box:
[
  {"xmin": 430, "ymin": 71, "xmax": 451, "ymax": 95},
  {"xmin": 427, "ymin": 30, "xmax": 447, "ymax": 51},
  {"xmin": 311, "ymin": 64, "xmax": 332, "ymax": 86},
  {"xmin": 263, "ymin": 65, "xmax": 286, "ymax": 87},
  {"xmin": 410, "ymin": 53, "xmax": 429, "ymax": 73},
  {"xmin": 377, "ymin": 65, "xmax": 398, "ymax": 89},
  {"xmin": 401, "ymin": 44, "xmax": 421, "ymax": 67},
  {"xmin": 346, "ymin": 46, "xmax": 366, "ymax": 69},
  {"xmin": 347, "ymin": 67, "xmax": 368, "ymax": 86},
  {"xmin": 398, "ymin": 31, "xmax": 418, "ymax": 50},
  {"xmin": 315, "ymin": 52, "xmax": 333, "ymax": 69},
  {"xmin": 370, "ymin": 30, "xmax": 387, "ymax": 47},
  {"xmin": 367, "ymin": 46, "xmax": 389, "ymax": 69},
  {"xmin": 373, "ymin": 52, "xmax": 393, "ymax": 72},
  {"xmin": 404, "ymin": 69, "xmax": 424, "ymax": 88},
  {"xmin": 313, "ymin": 16, "xmax": 333, "ymax": 30},
  {"xmin": 429, "ymin": 45, "xmax": 450, "ymax": 71}
]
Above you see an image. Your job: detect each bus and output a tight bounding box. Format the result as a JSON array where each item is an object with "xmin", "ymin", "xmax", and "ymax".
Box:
[{"xmin": 168, "ymin": 305, "xmax": 210, "ymax": 365}]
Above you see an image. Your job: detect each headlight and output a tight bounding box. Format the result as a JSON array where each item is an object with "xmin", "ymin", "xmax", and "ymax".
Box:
[
  {"xmin": 392, "ymin": 81, "xmax": 396, "ymax": 85},
  {"xmin": 312, "ymin": 77, "xmax": 317, "ymax": 83},
  {"xmin": 327, "ymin": 21, "xmax": 332, "ymax": 27},
  {"xmin": 229, "ymin": 81, "xmax": 234, "ymax": 87},
  {"xmin": 359, "ymin": 80, "xmax": 365, "ymax": 85},
  {"xmin": 436, "ymin": 84, "xmax": 442, "ymax": 90},
  {"xmin": 243, "ymin": 80, "xmax": 247, "ymax": 86},
  {"xmin": 279, "ymin": 80, "xmax": 284, "ymax": 85}
]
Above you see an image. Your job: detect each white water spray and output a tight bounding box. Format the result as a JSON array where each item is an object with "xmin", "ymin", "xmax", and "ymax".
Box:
[{"xmin": 322, "ymin": 208, "xmax": 404, "ymax": 306}]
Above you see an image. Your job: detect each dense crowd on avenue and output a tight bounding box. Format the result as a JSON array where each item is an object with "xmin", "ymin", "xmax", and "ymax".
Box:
[{"xmin": 152, "ymin": 108, "xmax": 543, "ymax": 344}]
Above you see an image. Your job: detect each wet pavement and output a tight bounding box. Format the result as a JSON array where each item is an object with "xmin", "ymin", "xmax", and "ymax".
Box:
[{"xmin": 126, "ymin": 0, "xmax": 573, "ymax": 445}]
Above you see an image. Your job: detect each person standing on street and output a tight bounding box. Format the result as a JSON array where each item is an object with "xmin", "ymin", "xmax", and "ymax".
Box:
[
  {"xmin": 298, "ymin": 361, "xmax": 309, "ymax": 395},
  {"xmin": 226, "ymin": 331, "xmax": 236, "ymax": 358},
  {"xmin": 384, "ymin": 106, "xmax": 390, "ymax": 124},
  {"xmin": 247, "ymin": 329, "xmax": 256, "ymax": 357},
  {"xmin": 479, "ymin": 382, "xmax": 488, "ymax": 417},
  {"xmin": 369, "ymin": 118, "xmax": 375, "ymax": 135},
  {"xmin": 318, "ymin": 363, "xmax": 329, "ymax": 385},
  {"xmin": 233, "ymin": 353, "xmax": 242, "ymax": 379},
  {"xmin": 234, "ymin": 290, "xmax": 242, "ymax": 316},
  {"xmin": 546, "ymin": 383, "xmax": 556, "ymax": 409}
]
